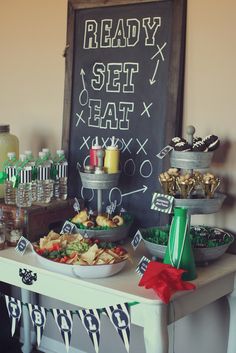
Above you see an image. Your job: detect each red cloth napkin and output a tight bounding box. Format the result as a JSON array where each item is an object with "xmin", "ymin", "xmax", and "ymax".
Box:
[{"xmin": 139, "ymin": 261, "xmax": 196, "ymax": 304}]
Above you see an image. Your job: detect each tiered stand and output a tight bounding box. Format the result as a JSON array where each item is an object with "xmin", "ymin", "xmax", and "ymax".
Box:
[
  {"xmin": 77, "ymin": 167, "xmax": 132, "ymax": 242},
  {"xmin": 170, "ymin": 126, "xmax": 225, "ymax": 216},
  {"xmin": 142, "ymin": 126, "xmax": 229, "ymax": 264}
]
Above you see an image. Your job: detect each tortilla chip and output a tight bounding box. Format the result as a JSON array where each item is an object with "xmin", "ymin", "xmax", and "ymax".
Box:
[
  {"xmin": 94, "ymin": 258, "xmax": 106, "ymax": 265},
  {"xmin": 107, "ymin": 249, "xmax": 122, "ymax": 260},
  {"xmin": 66, "ymin": 253, "xmax": 78, "ymax": 264},
  {"xmin": 47, "ymin": 230, "xmax": 60, "ymax": 240},
  {"xmin": 76, "ymin": 258, "xmax": 88, "ymax": 265},
  {"xmin": 81, "ymin": 244, "xmax": 98, "ymax": 264},
  {"xmin": 97, "ymin": 251, "xmax": 115, "ymax": 264}
]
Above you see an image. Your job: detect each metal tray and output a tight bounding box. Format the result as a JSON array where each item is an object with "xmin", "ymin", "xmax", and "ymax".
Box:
[
  {"xmin": 174, "ymin": 193, "xmax": 226, "ymax": 214},
  {"xmin": 79, "ymin": 171, "xmax": 120, "ymax": 190},
  {"xmin": 170, "ymin": 150, "xmax": 214, "ymax": 169},
  {"xmin": 74, "ymin": 221, "xmax": 132, "ymax": 242},
  {"xmin": 142, "ymin": 230, "xmax": 234, "ymax": 263}
]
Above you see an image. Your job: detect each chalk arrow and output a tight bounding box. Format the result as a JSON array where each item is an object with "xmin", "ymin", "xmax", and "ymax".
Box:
[
  {"xmin": 149, "ymin": 60, "xmax": 160, "ymax": 85},
  {"xmin": 80, "ymin": 68, "xmax": 86, "ymax": 89},
  {"xmin": 122, "ymin": 185, "xmax": 148, "ymax": 197}
]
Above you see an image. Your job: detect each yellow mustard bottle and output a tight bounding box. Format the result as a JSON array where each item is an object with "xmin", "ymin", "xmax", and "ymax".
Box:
[
  {"xmin": 104, "ymin": 138, "xmax": 120, "ymax": 174},
  {"xmin": 0, "ymin": 125, "xmax": 19, "ymax": 198}
]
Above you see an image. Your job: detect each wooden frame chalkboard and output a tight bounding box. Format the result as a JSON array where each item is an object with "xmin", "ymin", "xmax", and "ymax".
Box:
[{"xmin": 62, "ymin": 0, "xmax": 186, "ymax": 228}]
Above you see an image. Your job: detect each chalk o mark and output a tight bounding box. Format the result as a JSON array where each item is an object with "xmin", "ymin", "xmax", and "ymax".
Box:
[
  {"xmin": 140, "ymin": 160, "xmax": 153, "ymax": 178},
  {"xmin": 109, "ymin": 187, "xmax": 122, "ymax": 207},
  {"xmin": 83, "ymin": 155, "xmax": 90, "ymax": 169},
  {"xmin": 123, "ymin": 158, "xmax": 136, "ymax": 177},
  {"xmin": 81, "ymin": 187, "xmax": 94, "ymax": 202}
]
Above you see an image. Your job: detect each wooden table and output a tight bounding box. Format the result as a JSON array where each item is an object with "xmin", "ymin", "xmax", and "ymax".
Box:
[{"xmin": 0, "ymin": 244, "xmax": 236, "ymax": 353}]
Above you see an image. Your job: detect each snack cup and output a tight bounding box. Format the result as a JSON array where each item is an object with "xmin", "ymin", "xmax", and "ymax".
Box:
[
  {"xmin": 176, "ymin": 179, "xmax": 195, "ymax": 199},
  {"xmin": 159, "ymin": 177, "xmax": 175, "ymax": 196},
  {"xmin": 202, "ymin": 178, "xmax": 220, "ymax": 198}
]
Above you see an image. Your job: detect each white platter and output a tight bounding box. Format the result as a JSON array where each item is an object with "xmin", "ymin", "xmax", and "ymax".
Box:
[{"xmin": 33, "ymin": 248, "xmax": 128, "ymax": 279}]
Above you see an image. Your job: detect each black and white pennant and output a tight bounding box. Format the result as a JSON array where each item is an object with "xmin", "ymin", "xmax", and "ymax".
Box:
[
  {"xmin": 27, "ymin": 304, "xmax": 47, "ymax": 347},
  {"xmin": 5, "ymin": 295, "xmax": 22, "ymax": 337},
  {"xmin": 104, "ymin": 303, "xmax": 131, "ymax": 353},
  {"xmin": 77, "ymin": 309, "xmax": 101, "ymax": 353},
  {"xmin": 52, "ymin": 309, "xmax": 73, "ymax": 352}
]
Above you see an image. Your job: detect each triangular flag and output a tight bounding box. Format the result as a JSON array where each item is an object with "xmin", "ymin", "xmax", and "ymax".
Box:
[
  {"xmin": 27, "ymin": 303, "xmax": 47, "ymax": 347},
  {"xmin": 77, "ymin": 309, "xmax": 101, "ymax": 353},
  {"xmin": 104, "ymin": 303, "xmax": 131, "ymax": 352},
  {"xmin": 5, "ymin": 295, "xmax": 22, "ymax": 337},
  {"xmin": 52, "ymin": 309, "xmax": 73, "ymax": 352}
]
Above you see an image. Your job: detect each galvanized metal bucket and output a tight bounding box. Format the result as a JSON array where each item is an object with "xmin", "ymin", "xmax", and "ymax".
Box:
[
  {"xmin": 174, "ymin": 193, "xmax": 226, "ymax": 214},
  {"xmin": 141, "ymin": 227, "xmax": 234, "ymax": 263},
  {"xmin": 79, "ymin": 170, "xmax": 121, "ymax": 190},
  {"xmin": 74, "ymin": 220, "xmax": 133, "ymax": 242},
  {"xmin": 193, "ymin": 234, "xmax": 234, "ymax": 263},
  {"xmin": 170, "ymin": 150, "xmax": 214, "ymax": 169}
]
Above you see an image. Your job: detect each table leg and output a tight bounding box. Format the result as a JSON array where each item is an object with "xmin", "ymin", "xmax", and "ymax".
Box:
[
  {"xmin": 21, "ymin": 289, "xmax": 33, "ymax": 353},
  {"xmin": 142, "ymin": 304, "xmax": 168, "ymax": 353},
  {"xmin": 227, "ymin": 277, "xmax": 236, "ymax": 353}
]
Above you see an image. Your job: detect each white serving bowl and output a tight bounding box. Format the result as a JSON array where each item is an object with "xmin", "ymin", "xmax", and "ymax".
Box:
[{"xmin": 33, "ymin": 248, "xmax": 128, "ymax": 278}]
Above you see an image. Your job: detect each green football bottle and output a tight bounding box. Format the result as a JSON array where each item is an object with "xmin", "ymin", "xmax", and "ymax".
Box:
[{"xmin": 164, "ymin": 207, "xmax": 197, "ymax": 280}]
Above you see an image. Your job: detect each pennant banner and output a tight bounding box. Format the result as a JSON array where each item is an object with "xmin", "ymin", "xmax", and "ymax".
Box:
[
  {"xmin": 5, "ymin": 295, "xmax": 22, "ymax": 337},
  {"xmin": 77, "ymin": 309, "xmax": 101, "ymax": 353},
  {"xmin": 104, "ymin": 303, "xmax": 131, "ymax": 353},
  {"xmin": 1, "ymin": 292, "xmax": 138, "ymax": 353},
  {"xmin": 52, "ymin": 309, "xmax": 73, "ymax": 352},
  {"xmin": 27, "ymin": 303, "xmax": 47, "ymax": 347}
]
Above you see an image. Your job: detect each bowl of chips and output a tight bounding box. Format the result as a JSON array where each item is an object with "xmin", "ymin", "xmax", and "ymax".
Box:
[{"xmin": 33, "ymin": 231, "xmax": 129, "ymax": 278}]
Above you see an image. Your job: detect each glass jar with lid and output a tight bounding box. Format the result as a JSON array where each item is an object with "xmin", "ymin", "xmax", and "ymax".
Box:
[{"xmin": 0, "ymin": 124, "xmax": 19, "ymax": 198}]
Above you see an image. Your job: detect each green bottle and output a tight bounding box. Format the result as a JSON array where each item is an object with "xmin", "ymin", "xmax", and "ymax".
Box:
[{"xmin": 164, "ymin": 207, "xmax": 197, "ymax": 280}]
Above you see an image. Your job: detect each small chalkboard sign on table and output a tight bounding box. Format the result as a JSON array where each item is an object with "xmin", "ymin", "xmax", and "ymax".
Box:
[{"xmin": 62, "ymin": 0, "xmax": 186, "ymax": 230}]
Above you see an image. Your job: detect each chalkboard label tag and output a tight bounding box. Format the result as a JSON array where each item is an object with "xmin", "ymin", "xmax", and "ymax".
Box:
[
  {"xmin": 151, "ymin": 192, "xmax": 174, "ymax": 213},
  {"xmin": 131, "ymin": 230, "xmax": 143, "ymax": 250},
  {"xmin": 60, "ymin": 221, "xmax": 76, "ymax": 234},
  {"xmin": 15, "ymin": 236, "xmax": 30, "ymax": 255},
  {"xmin": 156, "ymin": 145, "xmax": 173, "ymax": 159},
  {"xmin": 136, "ymin": 256, "xmax": 151, "ymax": 277}
]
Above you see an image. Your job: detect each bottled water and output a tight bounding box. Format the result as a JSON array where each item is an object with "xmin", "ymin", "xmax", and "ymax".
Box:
[
  {"xmin": 4, "ymin": 152, "xmax": 17, "ymax": 205},
  {"xmin": 36, "ymin": 151, "xmax": 52, "ymax": 203},
  {"xmin": 0, "ymin": 209, "xmax": 6, "ymax": 250},
  {"xmin": 54, "ymin": 149, "xmax": 68, "ymax": 200},
  {"xmin": 42, "ymin": 148, "xmax": 54, "ymax": 199},
  {"xmin": 25, "ymin": 150, "xmax": 37, "ymax": 202},
  {"xmin": 16, "ymin": 154, "xmax": 32, "ymax": 208}
]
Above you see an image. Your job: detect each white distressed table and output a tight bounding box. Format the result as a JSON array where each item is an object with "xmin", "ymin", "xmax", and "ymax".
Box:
[{"xmin": 0, "ymin": 245, "xmax": 236, "ymax": 353}]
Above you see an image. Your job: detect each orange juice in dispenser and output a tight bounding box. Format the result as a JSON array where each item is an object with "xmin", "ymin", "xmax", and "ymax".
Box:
[{"xmin": 104, "ymin": 136, "xmax": 120, "ymax": 174}]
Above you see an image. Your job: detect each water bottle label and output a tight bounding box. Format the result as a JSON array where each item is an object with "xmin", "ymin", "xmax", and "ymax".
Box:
[
  {"xmin": 5, "ymin": 166, "xmax": 16, "ymax": 181},
  {"xmin": 151, "ymin": 192, "xmax": 174, "ymax": 213},
  {"xmin": 55, "ymin": 162, "xmax": 68, "ymax": 179},
  {"xmin": 37, "ymin": 166, "xmax": 51, "ymax": 180},
  {"xmin": 20, "ymin": 167, "xmax": 32, "ymax": 183}
]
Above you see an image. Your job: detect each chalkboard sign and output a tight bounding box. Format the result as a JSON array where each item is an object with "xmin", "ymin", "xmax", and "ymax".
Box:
[{"xmin": 62, "ymin": 0, "xmax": 186, "ymax": 229}]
